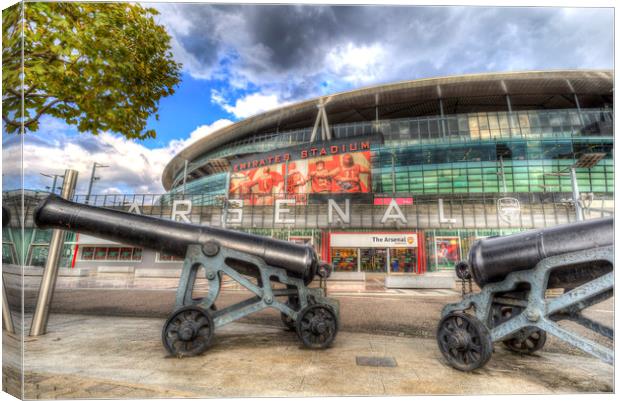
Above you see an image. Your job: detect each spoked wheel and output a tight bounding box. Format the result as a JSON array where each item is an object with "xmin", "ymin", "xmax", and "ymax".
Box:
[
  {"xmin": 281, "ymin": 296, "xmax": 299, "ymax": 331},
  {"xmin": 296, "ymin": 304, "xmax": 338, "ymax": 349},
  {"xmin": 162, "ymin": 305, "xmax": 215, "ymax": 357},
  {"xmin": 503, "ymin": 328, "xmax": 546, "ymax": 354},
  {"xmin": 437, "ymin": 312, "xmax": 493, "ymax": 371},
  {"xmin": 491, "ymin": 304, "xmax": 521, "ymax": 326},
  {"xmin": 491, "ymin": 305, "xmax": 546, "ymax": 354}
]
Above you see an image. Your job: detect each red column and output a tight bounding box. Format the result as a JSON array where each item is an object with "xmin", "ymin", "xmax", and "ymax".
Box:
[
  {"xmin": 321, "ymin": 231, "xmax": 331, "ymax": 263},
  {"xmin": 70, "ymin": 233, "xmax": 80, "ymax": 269},
  {"xmin": 417, "ymin": 232, "xmax": 426, "ymax": 274}
]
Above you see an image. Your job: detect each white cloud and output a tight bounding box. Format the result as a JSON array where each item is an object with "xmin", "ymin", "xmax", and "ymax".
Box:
[
  {"xmin": 152, "ymin": 4, "xmax": 612, "ymax": 109},
  {"xmin": 169, "ymin": 118, "xmax": 233, "ymax": 153},
  {"xmin": 325, "ymin": 43, "xmax": 387, "ymax": 85},
  {"xmin": 211, "ymin": 90, "xmax": 290, "ymax": 119},
  {"xmin": 2, "ymin": 117, "xmax": 233, "ymax": 194}
]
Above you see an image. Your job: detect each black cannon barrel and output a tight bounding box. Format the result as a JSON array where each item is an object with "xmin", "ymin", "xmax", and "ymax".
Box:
[
  {"xmin": 34, "ymin": 195, "xmax": 319, "ymax": 284},
  {"xmin": 468, "ymin": 217, "xmax": 613, "ymax": 287}
]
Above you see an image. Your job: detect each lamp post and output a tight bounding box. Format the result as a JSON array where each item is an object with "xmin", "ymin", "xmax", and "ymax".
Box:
[
  {"xmin": 40, "ymin": 172, "xmax": 64, "ymax": 194},
  {"xmin": 85, "ymin": 162, "xmax": 109, "ymax": 204}
]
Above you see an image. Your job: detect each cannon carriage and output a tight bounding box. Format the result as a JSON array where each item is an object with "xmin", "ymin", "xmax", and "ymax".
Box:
[
  {"xmin": 438, "ymin": 217, "xmax": 613, "ymax": 371},
  {"xmin": 34, "ymin": 195, "xmax": 340, "ymax": 356}
]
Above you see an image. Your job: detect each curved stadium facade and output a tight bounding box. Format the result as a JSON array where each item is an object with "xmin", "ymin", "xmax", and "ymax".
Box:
[
  {"xmin": 4, "ymin": 70, "xmax": 613, "ymax": 281},
  {"xmin": 157, "ymin": 70, "xmax": 614, "ymax": 276}
]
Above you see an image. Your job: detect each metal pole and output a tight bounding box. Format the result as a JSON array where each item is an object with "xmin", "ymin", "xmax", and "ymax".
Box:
[
  {"xmin": 284, "ymin": 159, "xmax": 289, "ymax": 194},
  {"xmin": 51, "ymin": 175, "xmax": 58, "ymax": 195},
  {"xmin": 439, "ymin": 98, "xmax": 446, "ymax": 138},
  {"xmin": 221, "ymin": 199, "xmax": 228, "ymax": 229},
  {"xmin": 2, "ymin": 279, "xmax": 14, "ymax": 334},
  {"xmin": 30, "ymin": 169, "xmax": 78, "ymax": 336},
  {"xmin": 570, "ymin": 167, "xmax": 583, "ymax": 221},
  {"xmin": 573, "ymin": 93, "xmax": 585, "ymax": 127},
  {"xmin": 505, "ymin": 94, "xmax": 514, "ymax": 137},
  {"xmin": 182, "ymin": 160, "xmax": 189, "ymax": 196},
  {"xmin": 566, "ymin": 79, "xmax": 585, "ymax": 127},
  {"xmin": 374, "ymin": 93, "xmax": 380, "ymax": 135},
  {"xmin": 85, "ymin": 163, "xmax": 97, "ymax": 204},
  {"xmin": 391, "ymin": 151, "xmax": 396, "ymax": 194},
  {"xmin": 499, "ymin": 156, "xmax": 507, "ymax": 193}
]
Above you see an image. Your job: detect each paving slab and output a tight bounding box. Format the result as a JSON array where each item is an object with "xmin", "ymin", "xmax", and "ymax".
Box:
[{"xmin": 2, "ymin": 313, "xmax": 613, "ymax": 398}]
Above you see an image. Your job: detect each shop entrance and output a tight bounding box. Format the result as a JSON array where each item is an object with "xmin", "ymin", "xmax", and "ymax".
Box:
[
  {"xmin": 360, "ymin": 248, "xmax": 387, "ymax": 272},
  {"xmin": 328, "ymin": 232, "xmax": 420, "ymax": 274}
]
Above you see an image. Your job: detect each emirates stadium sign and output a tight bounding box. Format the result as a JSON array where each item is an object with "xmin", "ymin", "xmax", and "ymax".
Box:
[{"xmin": 229, "ymin": 137, "xmax": 378, "ymax": 205}]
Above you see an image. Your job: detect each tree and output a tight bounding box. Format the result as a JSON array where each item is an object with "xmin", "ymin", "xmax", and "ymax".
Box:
[{"xmin": 2, "ymin": 2, "xmax": 181, "ymax": 139}]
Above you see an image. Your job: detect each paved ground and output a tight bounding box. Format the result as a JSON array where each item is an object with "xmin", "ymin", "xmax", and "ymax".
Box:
[
  {"xmin": 2, "ymin": 313, "xmax": 614, "ymax": 399},
  {"xmin": 7, "ymin": 282, "xmax": 613, "ymax": 356},
  {"xmin": 3, "ymin": 275, "xmax": 614, "ymax": 397}
]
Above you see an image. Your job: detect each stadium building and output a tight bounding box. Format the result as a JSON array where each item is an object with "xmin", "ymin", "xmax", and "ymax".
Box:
[{"xmin": 3, "ymin": 70, "xmax": 614, "ymax": 287}]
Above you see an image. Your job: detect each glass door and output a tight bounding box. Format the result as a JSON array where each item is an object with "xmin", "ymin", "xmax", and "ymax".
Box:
[{"xmin": 360, "ymin": 248, "xmax": 387, "ymax": 272}]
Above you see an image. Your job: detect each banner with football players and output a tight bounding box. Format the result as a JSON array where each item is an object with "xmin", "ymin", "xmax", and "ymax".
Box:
[{"xmin": 229, "ymin": 151, "xmax": 372, "ymax": 205}]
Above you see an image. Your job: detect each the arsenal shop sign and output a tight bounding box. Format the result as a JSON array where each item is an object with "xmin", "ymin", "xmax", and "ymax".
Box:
[{"xmin": 330, "ymin": 232, "xmax": 418, "ymax": 248}]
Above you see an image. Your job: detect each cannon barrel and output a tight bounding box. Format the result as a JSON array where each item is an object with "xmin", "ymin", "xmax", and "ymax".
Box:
[
  {"xmin": 468, "ymin": 217, "xmax": 613, "ymax": 287},
  {"xmin": 34, "ymin": 195, "xmax": 319, "ymax": 284}
]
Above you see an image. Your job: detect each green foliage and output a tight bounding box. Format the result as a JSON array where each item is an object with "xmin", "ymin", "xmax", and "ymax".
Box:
[{"xmin": 2, "ymin": 2, "xmax": 181, "ymax": 139}]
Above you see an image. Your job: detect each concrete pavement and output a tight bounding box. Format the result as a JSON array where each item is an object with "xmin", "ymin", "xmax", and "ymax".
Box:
[
  {"xmin": 2, "ymin": 313, "xmax": 614, "ymax": 398},
  {"xmin": 7, "ymin": 284, "xmax": 613, "ymax": 357}
]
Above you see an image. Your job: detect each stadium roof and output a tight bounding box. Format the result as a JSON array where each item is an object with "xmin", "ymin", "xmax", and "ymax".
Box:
[{"xmin": 162, "ymin": 70, "xmax": 613, "ymax": 190}]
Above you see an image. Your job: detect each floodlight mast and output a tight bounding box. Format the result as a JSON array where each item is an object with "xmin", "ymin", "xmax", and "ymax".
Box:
[
  {"xmin": 40, "ymin": 172, "xmax": 64, "ymax": 195},
  {"xmin": 85, "ymin": 162, "xmax": 109, "ymax": 205}
]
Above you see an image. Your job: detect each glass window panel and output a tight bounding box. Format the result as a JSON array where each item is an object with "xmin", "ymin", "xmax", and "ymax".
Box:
[
  {"xmin": 107, "ymin": 247, "xmax": 120, "ymax": 260},
  {"xmin": 29, "ymin": 245, "xmax": 49, "ymax": 267},
  {"xmin": 81, "ymin": 247, "xmax": 95, "ymax": 260},
  {"xmin": 94, "ymin": 247, "xmax": 108, "ymax": 260},
  {"xmin": 119, "ymin": 248, "xmax": 133, "ymax": 260}
]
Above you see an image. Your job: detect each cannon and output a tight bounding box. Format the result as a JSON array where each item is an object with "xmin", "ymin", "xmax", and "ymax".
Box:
[
  {"xmin": 34, "ymin": 195, "xmax": 340, "ymax": 356},
  {"xmin": 438, "ymin": 217, "xmax": 613, "ymax": 371}
]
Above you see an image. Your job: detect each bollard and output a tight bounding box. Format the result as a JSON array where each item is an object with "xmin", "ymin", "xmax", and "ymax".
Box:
[
  {"xmin": 29, "ymin": 169, "xmax": 78, "ymax": 336},
  {"xmin": 2, "ymin": 278, "xmax": 14, "ymax": 334}
]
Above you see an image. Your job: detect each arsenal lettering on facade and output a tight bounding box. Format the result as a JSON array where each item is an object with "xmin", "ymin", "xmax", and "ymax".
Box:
[{"xmin": 232, "ymin": 138, "xmax": 372, "ymax": 172}]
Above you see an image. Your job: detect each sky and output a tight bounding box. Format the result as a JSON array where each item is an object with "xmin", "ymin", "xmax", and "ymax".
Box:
[{"xmin": 1, "ymin": 2, "xmax": 614, "ymax": 195}]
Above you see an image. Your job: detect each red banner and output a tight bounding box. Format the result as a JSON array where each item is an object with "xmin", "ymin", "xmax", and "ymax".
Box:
[{"xmin": 229, "ymin": 151, "xmax": 372, "ymax": 205}]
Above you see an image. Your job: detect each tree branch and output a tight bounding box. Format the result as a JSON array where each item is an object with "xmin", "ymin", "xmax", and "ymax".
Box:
[
  {"xmin": 2, "ymin": 114, "xmax": 20, "ymax": 128},
  {"xmin": 22, "ymin": 99, "xmax": 65, "ymax": 127},
  {"xmin": 2, "ymin": 98, "xmax": 65, "ymax": 129}
]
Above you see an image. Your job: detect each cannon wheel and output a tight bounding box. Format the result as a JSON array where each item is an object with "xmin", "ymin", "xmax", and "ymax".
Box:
[
  {"xmin": 162, "ymin": 305, "xmax": 215, "ymax": 357},
  {"xmin": 503, "ymin": 328, "xmax": 547, "ymax": 354},
  {"xmin": 281, "ymin": 296, "xmax": 299, "ymax": 331},
  {"xmin": 491, "ymin": 305, "xmax": 546, "ymax": 354},
  {"xmin": 296, "ymin": 304, "xmax": 338, "ymax": 349},
  {"xmin": 437, "ymin": 312, "xmax": 493, "ymax": 371}
]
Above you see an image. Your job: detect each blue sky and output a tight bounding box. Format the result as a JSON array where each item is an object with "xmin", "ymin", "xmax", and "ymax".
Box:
[
  {"xmin": 2, "ymin": 2, "xmax": 614, "ymax": 194},
  {"xmin": 142, "ymin": 73, "xmax": 231, "ymax": 149}
]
